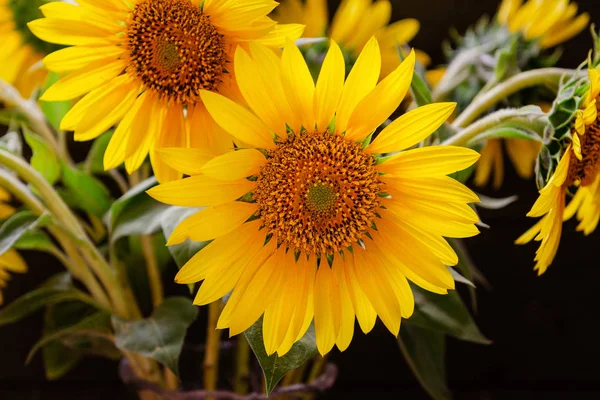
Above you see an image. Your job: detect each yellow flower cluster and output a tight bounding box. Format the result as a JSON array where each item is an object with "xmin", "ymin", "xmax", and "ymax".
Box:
[{"xmin": 0, "ymin": 0, "xmax": 595, "ymax": 360}]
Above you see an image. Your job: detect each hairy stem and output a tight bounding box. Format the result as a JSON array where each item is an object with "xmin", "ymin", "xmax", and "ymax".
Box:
[
  {"xmin": 442, "ymin": 108, "xmax": 541, "ymax": 147},
  {"xmin": 452, "ymin": 68, "xmax": 581, "ymax": 129}
]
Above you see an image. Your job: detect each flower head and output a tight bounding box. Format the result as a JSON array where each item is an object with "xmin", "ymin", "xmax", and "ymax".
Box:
[
  {"xmin": 0, "ymin": 0, "xmax": 54, "ymax": 98},
  {"xmin": 29, "ymin": 0, "xmax": 303, "ymax": 182},
  {"xmin": 517, "ymin": 67, "xmax": 600, "ymax": 274},
  {"xmin": 273, "ymin": 0, "xmax": 424, "ymax": 77},
  {"xmin": 148, "ymin": 38, "xmax": 480, "ymax": 355},
  {"xmin": 0, "ymin": 187, "xmax": 28, "ymax": 306},
  {"xmin": 498, "ymin": 0, "xmax": 589, "ymax": 48}
]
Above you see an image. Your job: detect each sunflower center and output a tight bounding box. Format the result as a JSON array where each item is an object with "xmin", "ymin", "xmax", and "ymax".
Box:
[
  {"xmin": 126, "ymin": 0, "xmax": 227, "ymax": 104},
  {"xmin": 8, "ymin": 0, "xmax": 60, "ymax": 55},
  {"xmin": 253, "ymin": 131, "xmax": 382, "ymax": 255},
  {"xmin": 567, "ymin": 117, "xmax": 600, "ymax": 186},
  {"xmin": 306, "ymin": 182, "xmax": 337, "ymax": 214}
]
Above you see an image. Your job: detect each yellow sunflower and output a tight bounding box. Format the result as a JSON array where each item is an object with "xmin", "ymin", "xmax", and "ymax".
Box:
[
  {"xmin": 517, "ymin": 67, "xmax": 600, "ymax": 274},
  {"xmin": 0, "ymin": 187, "xmax": 28, "ymax": 306},
  {"xmin": 0, "ymin": 0, "xmax": 52, "ymax": 99},
  {"xmin": 273, "ymin": 0, "xmax": 426, "ymax": 77},
  {"xmin": 474, "ymin": 0, "xmax": 588, "ymax": 189},
  {"xmin": 148, "ymin": 38, "xmax": 481, "ymax": 356},
  {"xmin": 498, "ymin": 0, "xmax": 590, "ymax": 49},
  {"xmin": 28, "ymin": 0, "xmax": 303, "ymax": 183}
]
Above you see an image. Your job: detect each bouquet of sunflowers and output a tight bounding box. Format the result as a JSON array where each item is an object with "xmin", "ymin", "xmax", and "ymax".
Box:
[{"xmin": 0, "ymin": 0, "xmax": 597, "ymax": 398}]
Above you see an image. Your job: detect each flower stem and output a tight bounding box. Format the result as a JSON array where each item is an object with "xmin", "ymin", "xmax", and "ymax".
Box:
[
  {"xmin": 0, "ymin": 168, "xmax": 111, "ymax": 308},
  {"xmin": 140, "ymin": 234, "xmax": 163, "ymax": 308},
  {"xmin": 0, "ymin": 149, "xmax": 131, "ymax": 317},
  {"xmin": 233, "ymin": 335, "xmax": 250, "ymax": 394},
  {"xmin": 0, "ymin": 79, "xmax": 65, "ymax": 162},
  {"xmin": 204, "ymin": 302, "xmax": 222, "ymax": 397},
  {"xmin": 442, "ymin": 108, "xmax": 539, "ymax": 147},
  {"xmin": 432, "ymin": 40, "xmax": 502, "ymax": 102},
  {"xmin": 451, "ymin": 68, "xmax": 580, "ymax": 129}
]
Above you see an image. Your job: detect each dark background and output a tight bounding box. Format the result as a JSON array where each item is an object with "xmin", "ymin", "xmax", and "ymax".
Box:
[{"xmin": 2, "ymin": 0, "xmax": 600, "ymax": 399}]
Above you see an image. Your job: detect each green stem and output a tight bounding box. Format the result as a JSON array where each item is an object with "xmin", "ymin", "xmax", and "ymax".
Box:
[
  {"xmin": 451, "ymin": 68, "xmax": 580, "ymax": 129},
  {"xmin": 432, "ymin": 40, "xmax": 502, "ymax": 102},
  {"xmin": 0, "ymin": 168, "xmax": 111, "ymax": 308},
  {"xmin": 0, "ymin": 149, "xmax": 130, "ymax": 316},
  {"xmin": 0, "ymin": 79, "xmax": 65, "ymax": 162},
  {"xmin": 204, "ymin": 302, "xmax": 222, "ymax": 398},
  {"xmin": 234, "ymin": 335, "xmax": 250, "ymax": 394},
  {"xmin": 442, "ymin": 109, "xmax": 539, "ymax": 147},
  {"xmin": 140, "ymin": 234, "xmax": 163, "ymax": 308}
]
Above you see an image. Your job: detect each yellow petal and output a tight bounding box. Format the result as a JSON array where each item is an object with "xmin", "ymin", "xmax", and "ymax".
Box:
[
  {"xmin": 379, "ymin": 146, "xmax": 480, "ymax": 177},
  {"xmin": 157, "ymin": 148, "xmax": 213, "ymax": 176},
  {"xmin": 353, "ymin": 248, "xmax": 402, "ymax": 336},
  {"xmin": 314, "ymin": 40, "xmax": 345, "ymax": 132},
  {"xmin": 342, "ymin": 252, "xmax": 377, "ymax": 333},
  {"xmin": 175, "ymin": 220, "xmax": 263, "ymax": 284},
  {"xmin": 41, "ymin": 60, "xmax": 126, "ymax": 101},
  {"xmin": 281, "ymin": 38, "xmax": 315, "ymax": 131},
  {"xmin": 228, "ymin": 248, "xmax": 287, "ymax": 336},
  {"xmin": 200, "ymin": 149, "xmax": 266, "ymax": 181},
  {"xmin": 367, "ymin": 102, "xmax": 456, "ymax": 153},
  {"xmin": 168, "ymin": 202, "xmax": 257, "ymax": 245},
  {"xmin": 147, "ymin": 176, "xmax": 255, "ymax": 207},
  {"xmin": 336, "ymin": 37, "xmax": 381, "ymax": 134},
  {"xmin": 314, "ymin": 264, "xmax": 337, "ymax": 355},
  {"xmin": 200, "ymin": 90, "xmax": 275, "ymax": 149}
]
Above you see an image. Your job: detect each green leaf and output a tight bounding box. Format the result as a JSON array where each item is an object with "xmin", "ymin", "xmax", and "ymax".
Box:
[
  {"xmin": 410, "ymin": 71, "xmax": 433, "ymax": 107},
  {"xmin": 40, "ymin": 72, "xmax": 71, "ymax": 131},
  {"xmin": 0, "ymin": 277, "xmax": 99, "ymax": 328},
  {"xmin": 41, "ymin": 302, "xmax": 85, "ymax": 380},
  {"xmin": 406, "ymin": 285, "xmax": 490, "ymax": 344},
  {"xmin": 112, "ymin": 297, "xmax": 198, "ymax": 375},
  {"xmin": 14, "ymin": 230, "xmax": 56, "ymax": 253},
  {"xmin": 28, "ymin": 311, "xmax": 113, "ymax": 364},
  {"xmin": 160, "ymin": 206, "xmax": 209, "ymax": 268},
  {"xmin": 84, "ymin": 131, "xmax": 113, "ymax": 174},
  {"xmin": 106, "ymin": 177, "xmax": 157, "ymax": 232},
  {"xmin": 111, "ymin": 194, "xmax": 169, "ymax": 244},
  {"xmin": 24, "ymin": 128, "xmax": 61, "ymax": 184},
  {"xmin": 0, "ymin": 211, "xmax": 47, "ymax": 255},
  {"xmin": 399, "ymin": 324, "xmax": 450, "ymax": 400},
  {"xmin": 61, "ymin": 163, "xmax": 112, "ymax": 217},
  {"xmin": 245, "ymin": 318, "xmax": 318, "ymax": 395}
]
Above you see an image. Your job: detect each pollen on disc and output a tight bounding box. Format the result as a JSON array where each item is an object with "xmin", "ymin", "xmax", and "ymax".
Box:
[
  {"xmin": 568, "ymin": 117, "xmax": 600, "ymax": 186},
  {"xmin": 126, "ymin": 0, "xmax": 227, "ymax": 105},
  {"xmin": 254, "ymin": 131, "xmax": 382, "ymax": 256}
]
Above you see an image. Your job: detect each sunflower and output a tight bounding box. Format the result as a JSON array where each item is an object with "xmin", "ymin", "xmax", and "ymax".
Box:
[
  {"xmin": 0, "ymin": 0, "xmax": 54, "ymax": 99},
  {"xmin": 148, "ymin": 38, "xmax": 481, "ymax": 355},
  {"xmin": 28, "ymin": 0, "xmax": 303, "ymax": 183},
  {"xmin": 516, "ymin": 67, "xmax": 600, "ymax": 274},
  {"xmin": 498, "ymin": 0, "xmax": 590, "ymax": 49},
  {"xmin": 0, "ymin": 187, "xmax": 28, "ymax": 306},
  {"xmin": 473, "ymin": 0, "xmax": 589, "ymax": 189},
  {"xmin": 273, "ymin": 0, "xmax": 426, "ymax": 77}
]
